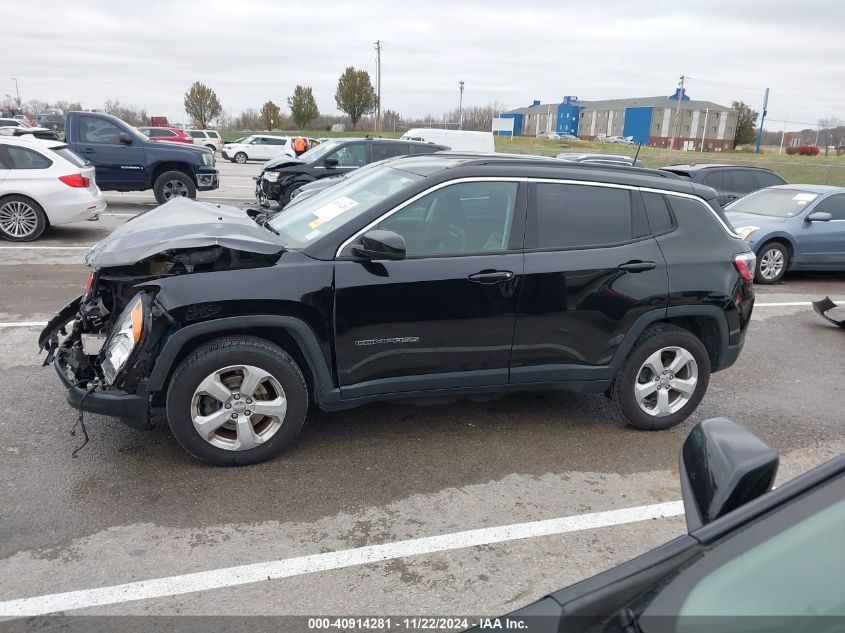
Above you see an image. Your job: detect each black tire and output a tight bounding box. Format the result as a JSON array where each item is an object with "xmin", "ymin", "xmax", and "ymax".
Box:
[
  {"xmin": 234, "ymin": 152, "xmax": 248, "ymax": 164},
  {"xmin": 281, "ymin": 183, "xmax": 304, "ymax": 206},
  {"xmin": 611, "ymin": 324, "xmax": 711, "ymax": 431},
  {"xmin": 153, "ymin": 170, "xmax": 197, "ymax": 205},
  {"xmin": 165, "ymin": 335, "xmax": 308, "ymax": 466},
  {"xmin": 755, "ymin": 241, "xmax": 789, "ymax": 284},
  {"xmin": 0, "ymin": 195, "xmax": 48, "ymax": 241},
  {"xmin": 205, "ymin": 144, "xmax": 216, "ymax": 153}
]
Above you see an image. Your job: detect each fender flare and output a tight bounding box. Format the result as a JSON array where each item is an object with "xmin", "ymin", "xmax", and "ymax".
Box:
[
  {"xmin": 146, "ymin": 315, "xmax": 335, "ymax": 401},
  {"xmin": 608, "ymin": 305, "xmax": 729, "ymax": 371}
]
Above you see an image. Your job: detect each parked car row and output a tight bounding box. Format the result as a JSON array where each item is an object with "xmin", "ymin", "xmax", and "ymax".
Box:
[{"xmin": 222, "ymin": 135, "xmax": 320, "ymax": 163}]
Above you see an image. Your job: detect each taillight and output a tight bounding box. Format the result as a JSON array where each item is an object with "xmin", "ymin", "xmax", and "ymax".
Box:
[
  {"xmin": 734, "ymin": 252, "xmax": 756, "ymax": 282},
  {"xmin": 84, "ymin": 271, "xmax": 95, "ymax": 297},
  {"xmin": 59, "ymin": 174, "xmax": 90, "ymax": 188}
]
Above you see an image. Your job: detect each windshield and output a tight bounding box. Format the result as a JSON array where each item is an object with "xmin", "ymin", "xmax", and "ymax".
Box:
[
  {"xmin": 269, "ymin": 165, "xmax": 422, "ymax": 247},
  {"xmin": 726, "ymin": 188, "xmax": 821, "ymax": 218},
  {"xmin": 297, "ymin": 140, "xmax": 341, "ymax": 163}
]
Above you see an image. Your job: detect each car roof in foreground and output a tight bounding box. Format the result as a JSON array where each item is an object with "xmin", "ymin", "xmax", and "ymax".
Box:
[{"xmin": 388, "ymin": 153, "xmax": 706, "ymax": 196}]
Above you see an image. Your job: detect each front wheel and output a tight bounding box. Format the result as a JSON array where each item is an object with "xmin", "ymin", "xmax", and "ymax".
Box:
[
  {"xmin": 165, "ymin": 336, "xmax": 308, "ymax": 466},
  {"xmin": 611, "ymin": 324, "xmax": 710, "ymax": 431},
  {"xmin": 755, "ymin": 242, "xmax": 789, "ymax": 284},
  {"xmin": 153, "ymin": 171, "xmax": 197, "ymax": 204},
  {"xmin": 234, "ymin": 152, "xmax": 248, "ymax": 164}
]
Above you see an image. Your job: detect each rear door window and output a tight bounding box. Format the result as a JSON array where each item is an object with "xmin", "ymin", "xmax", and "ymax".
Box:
[
  {"xmin": 530, "ymin": 183, "xmax": 634, "ymax": 249},
  {"xmin": 702, "ymin": 170, "xmax": 726, "ymax": 190},
  {"xmin": 188, "ymin": 131, "xmax": 205, "ymax": 139},
  {"xmin": 730, "ymin": 169, "xmax": 758, "ymax": 194},
  {"xmin": 371, "ymin": 142, "xmax": 411, "ymax": 161},
  {"xmin": 5, "ymin": 146, "xmax": 53, "ymax": 169},
  {"xmin": 755, "ymin": 171, "xmax": 787, "ymax": 188}
]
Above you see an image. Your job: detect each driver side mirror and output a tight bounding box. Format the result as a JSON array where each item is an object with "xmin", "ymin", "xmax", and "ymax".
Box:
[
  {"xmin": 118, "ymin": 132, "xmax": 132, "ymax": 145},
  {"xmin": 680, "ymin": 418, "xmax": 778, "ymax": 532},
  {"xmin": 352, "ymin": 230, "xmax": 406, "ymax": 261},
  {"xmin": 323, "ymin": 157, "xmax": 339, "ymax": 168},
  {"xmin": 806, "ymin": 211, "xmax": 832, "ymax": 222}
]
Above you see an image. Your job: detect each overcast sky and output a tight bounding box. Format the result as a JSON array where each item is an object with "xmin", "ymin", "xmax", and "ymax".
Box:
[{"xmin": 6, "ymin": 0, "xmax": 844, "ymax": 130}]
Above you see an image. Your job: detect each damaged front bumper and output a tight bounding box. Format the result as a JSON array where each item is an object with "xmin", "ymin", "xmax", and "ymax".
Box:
[
  {"xmin": 40, "ymin": 296, "xmax": 153, "ymax": 431},
  {"xmin": 813, "ymin": 296, "xmax": 845, "ymax": 328}
]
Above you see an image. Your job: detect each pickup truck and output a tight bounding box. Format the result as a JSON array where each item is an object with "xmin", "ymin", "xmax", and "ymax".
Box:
[{"xmin": 64, "ymin": 111, "xmax": 219, "ymax": 204}]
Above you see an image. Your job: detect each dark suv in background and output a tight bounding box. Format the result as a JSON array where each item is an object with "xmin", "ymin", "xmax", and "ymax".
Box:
[
  {"xmin": 660, "ymin": 164, "xmax": 787, "ymax": 205},
  {"xmin": 255, "ymin": 137, "xmax": 448, "ymax": 206},
  {"xmin": 41, "ymin": 155, "xmax": 755, "ymax": 466}
]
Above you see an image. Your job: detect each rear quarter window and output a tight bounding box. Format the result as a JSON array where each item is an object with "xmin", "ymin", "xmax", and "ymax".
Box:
[
  {"xmin": 53, "ymin": 147, "xmax": 87, "ymax": 168},
  {"xmin": 4, "ymin": 146, "xmax": 53, "ymax": 169},
  {"xmin": 642, "ymin": 192, "xmax": 676, "ymax": 235}
]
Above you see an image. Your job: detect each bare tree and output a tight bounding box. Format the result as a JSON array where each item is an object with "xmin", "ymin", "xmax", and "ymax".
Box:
[{"xmin": 103, "ymin": 98, "xmax": 148, "ymax": 126}]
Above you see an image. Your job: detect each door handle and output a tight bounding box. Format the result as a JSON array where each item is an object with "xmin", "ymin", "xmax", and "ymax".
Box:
[
  {"xmin": 78, "ymin": 148, "xmax": 95, "ymax": 154},
  {"xmin": 468, "ymin": 270, "xmax": 514, "ymax": 284},
  {"xmin": 618, "ymin": 260, "xmax": 656, "ymax": 272}
]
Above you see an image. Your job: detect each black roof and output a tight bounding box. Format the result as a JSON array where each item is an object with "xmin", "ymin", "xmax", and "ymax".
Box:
[{"xmin": 387, "ymin": 153, "xmax": 713, "ymax": 199}]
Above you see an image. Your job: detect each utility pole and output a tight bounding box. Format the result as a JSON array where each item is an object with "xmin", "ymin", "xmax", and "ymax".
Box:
[
  {"xmin": 669, "ymin": 74, "xmax": 686, "ymax": 150},
  {"xmin": 10, "ymin": 77, "xmax": 20, "ymax": 107},
  {"xmin": 754, "ymin": 88, "xmax": 769, "ymax": 154},
  {"xmin": 458, "ymin": 81, "xmax": 464, "ymax": 130},
  {"xmin": 373, "ymin": 40, "xmax": 381, "ymax": 133}
]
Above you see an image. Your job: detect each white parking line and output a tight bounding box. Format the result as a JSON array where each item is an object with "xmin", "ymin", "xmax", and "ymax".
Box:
[
  {"xmin": 0, "ymin": 246, "xmax": 91, "ymax": 250},
  {"xmin": 0, "ymin": 500, "xmax": 683, "ymax": 616}
]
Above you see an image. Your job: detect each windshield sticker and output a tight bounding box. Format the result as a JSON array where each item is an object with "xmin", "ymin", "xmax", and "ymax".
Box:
[
  {"xmin": 793, "ymin": 193, "xmax": 819, "ymax": 202},
  {"xmin": 307, "ymin": 196, "xmax": 359, "ymax": 229},
  {"xmin": 304, "ymin": 228, "xmax": 322, "ymax": 241}
]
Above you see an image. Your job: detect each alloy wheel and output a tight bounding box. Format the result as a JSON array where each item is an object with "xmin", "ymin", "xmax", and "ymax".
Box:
[
  {"xmin": 190, "ymin": 364, "xmax": 287, "ymax": 451},
  {"xmin": 0, "ymin": 200, "xmax": 39, "ymax": 238},
  {"xmin": 162, "ymin": 179, "xmax": 190, "ymax": 200},
  {"xmin": 634, "ymin": 346, "xmax": 699, "ymax": 417},
  {"xmin": 759, "ymin": 247, "xmax": 784, "ymax": 281}
]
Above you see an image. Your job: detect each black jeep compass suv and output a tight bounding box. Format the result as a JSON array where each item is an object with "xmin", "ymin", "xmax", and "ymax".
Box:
[{"xmin": 41, "ymin": 154, "xmax": 755, "ymax": 465}]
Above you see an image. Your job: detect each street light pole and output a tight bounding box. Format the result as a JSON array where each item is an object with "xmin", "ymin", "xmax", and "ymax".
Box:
[
  {"xmin": 459, "ymin": 81, "xmax": 464, "ymax": 130},
  {"xmin": 10, "ymin": 77, "xmax": 20, "ymax": 107}
]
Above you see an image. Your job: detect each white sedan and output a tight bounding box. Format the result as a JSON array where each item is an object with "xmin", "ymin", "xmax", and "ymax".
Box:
[{"xmin": 0, "ymin": 135, "xmax": 106, "ymax": 241}]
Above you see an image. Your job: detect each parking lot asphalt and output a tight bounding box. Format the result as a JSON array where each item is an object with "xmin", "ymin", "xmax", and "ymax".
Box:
[{"xmin": 1, "ymin": 159, "xmax": 845, "ymax": 618}]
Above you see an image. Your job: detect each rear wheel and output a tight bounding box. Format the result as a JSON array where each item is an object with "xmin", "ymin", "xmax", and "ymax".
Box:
[
  {"xmin": 166, "ymin": 336, "xmax": 308, "ymax": 466},
  {"xmin": 206, "ymin": 144, "xmax": 217, "ymax": 153},
  {"xmin": 612, "ymin": 324, "xmax": 710, "ymax": 430},
  {"xmin": 755, "ymin": 241, "xmax": 788, "ymax": 284},
  {"xmin": 234, "ymin": 152, "xmax": 248, "ymax": 164},
  {"xmin": 0, "ymin": 195, "xmax": 47, "ymax": 241},
  {"xmin": 153, "ymin": 170, "xmax": 196, "ymax": 204}
]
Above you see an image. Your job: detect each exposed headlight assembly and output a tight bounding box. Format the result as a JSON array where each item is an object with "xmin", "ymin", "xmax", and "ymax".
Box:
[
  {"xmin": 263, "ymin": 171, "xmax": 281, "ymax": 182},
  {"xmin": 100, "ymin": 294, "xmax": 146, "ymax": 385},
  {"xmin": 734, "ymin": 226, "xmax": 760, "ymax": 240}
]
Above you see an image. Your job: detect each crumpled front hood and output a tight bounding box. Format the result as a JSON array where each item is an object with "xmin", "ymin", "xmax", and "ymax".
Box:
[
  {"xmin": 85, "ymin": 198, "xmax": 285, "ymax": 268},
  {"xmin": 263, "ymin": 155, "xmax": 305, "ymax": 170}
]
